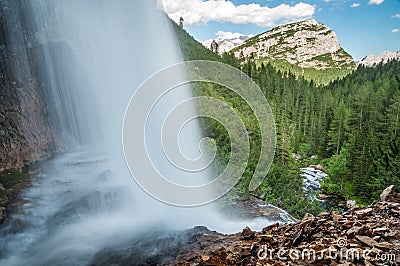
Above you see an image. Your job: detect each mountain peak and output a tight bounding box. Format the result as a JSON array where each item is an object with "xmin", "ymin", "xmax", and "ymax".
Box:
[
  {"xmin": 229, "ymin": 20, "xmax": 355, "ymax": 84},
  {"xmin": 293, "ymin": 19, "xmax": 319, "ymax": 26},
  {"xmin": 358, "ymin": 50, "xmax": 400, "ymax": 67},
  {"xmin": 202, "ymin": 32, "xmax": 253, "ymax": 54},
  {"xmin": 233, "ymin": 19, "xmax": 352, "ymax": 70}
]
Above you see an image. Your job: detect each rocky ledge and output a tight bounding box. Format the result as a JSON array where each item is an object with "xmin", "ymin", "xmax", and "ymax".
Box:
[
  {"xmin": 91, "ymin": 199, "xmax": 295, "ymax": 266},
  {"xmin": 174, "ymin": 186, "xmax": 400, "ymax": 265},
  {"xmin": 91, "ymin": 187, "xmax": 399, "ymax": 266}
]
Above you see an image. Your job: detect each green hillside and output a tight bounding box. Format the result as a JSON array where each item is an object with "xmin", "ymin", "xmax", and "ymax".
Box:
[
  {"xmin": 172, "ymin": 19, "xmax": 400, "ymax": 218},
  {"xmin": 171, "ymin": 21, "xmax": 220, "ymax": 62}
]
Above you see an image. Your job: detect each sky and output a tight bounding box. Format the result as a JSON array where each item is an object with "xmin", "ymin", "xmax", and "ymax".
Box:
[{"xmin": 159, "ymin": 0, "xmax": 400, "ymax": 60}]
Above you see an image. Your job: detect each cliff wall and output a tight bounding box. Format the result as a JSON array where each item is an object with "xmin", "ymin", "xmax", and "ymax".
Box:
[{"xmin": 0, "ymin": 1, "xmax": 55, "ymax": 172}]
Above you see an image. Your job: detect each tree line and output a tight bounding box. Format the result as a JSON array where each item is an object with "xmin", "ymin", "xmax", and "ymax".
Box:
[{"xmin": 173, "ymin": 21, "xmax": 400, "ymax": 218}]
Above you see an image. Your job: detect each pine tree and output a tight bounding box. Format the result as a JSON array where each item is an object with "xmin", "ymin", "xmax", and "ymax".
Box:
[{"xmin": 328, "ymin": 101, "xmax": 349, "ymax": 155}]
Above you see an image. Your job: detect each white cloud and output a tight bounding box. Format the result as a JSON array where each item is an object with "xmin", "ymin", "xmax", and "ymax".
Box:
[
  {"xmin": 215, "ymin": 31, "xmax": 254, "ymax": 40},
  {"xmin": 392, "ymin": 14, "xmax": 400, "ymax": 19},
  {"xmin": 350, "ymin": 3, "xmax": 361, "ymax": 7},
  {"xmin": 392, "ymin": 28, "xmax": 400, "ymax": 33},
  {"xmin": 159, "ymin": 0, "xmax": 315, "ymax": 27},
  {"xmin": 368, "ymin": 0, "xmax": 384, "ymax": 5}
]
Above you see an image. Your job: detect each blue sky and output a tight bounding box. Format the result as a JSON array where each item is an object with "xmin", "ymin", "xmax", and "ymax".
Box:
[{"xmin": 161, "ymin": 0, "xmax": 400, "ymax": 60}]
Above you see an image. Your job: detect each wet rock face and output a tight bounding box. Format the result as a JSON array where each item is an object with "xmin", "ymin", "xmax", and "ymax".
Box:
[
  {"xmin": 0, "ymin": 1, "xmax": 55, "ymax": 172},
  {"xmin": 91, "ymin": 226, "xmax": 221, "ymax": 266},
  {"xmin": 0, "ymin": 80, "xmax": 54, "ymax": 172}
]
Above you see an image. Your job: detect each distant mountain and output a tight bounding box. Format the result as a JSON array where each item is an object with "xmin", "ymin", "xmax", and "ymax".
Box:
[
  {"xmin": 232, "ymin": 19, "xmax": 356, "ymax": 84},
  {"xmin": 357, "ymin": 50, "xmax": 400, "ymax": 67},
  {"xmin": 202, "ymin": 32, "xmax": 253, "ymax": 54}
]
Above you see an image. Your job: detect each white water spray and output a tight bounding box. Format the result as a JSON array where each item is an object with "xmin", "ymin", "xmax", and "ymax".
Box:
[{"xmin": 0, "ymin": 1, "xmax": 278, "ymax": 264}]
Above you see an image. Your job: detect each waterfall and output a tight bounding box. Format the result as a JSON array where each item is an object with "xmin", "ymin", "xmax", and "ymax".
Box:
[{"xmin": 0, "ymin": 1, "xmax": 275, "ymax": 265}]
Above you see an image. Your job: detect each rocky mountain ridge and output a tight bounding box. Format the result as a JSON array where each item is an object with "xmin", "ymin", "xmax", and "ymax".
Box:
[
  {"xmin": 358, "ymin": 50, "xmax": 400, "ymax": 67},
  {"xmin": 233, "ymin": 19, "xmax": 355, "ymax": 71},
  {"xmin": 202, "ymin": 32, "xmax": 252, "ymax": 54}
]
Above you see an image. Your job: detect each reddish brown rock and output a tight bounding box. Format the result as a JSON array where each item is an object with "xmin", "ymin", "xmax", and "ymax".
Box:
[
  {"xmin": 332, "ymin": 212, "xmax": 341, "ymax": 223},
  {"xmin": 355, "ymin": 235, "xmax": 378, "ymax": 247},
  {"xmin": 346, "ymin": 226, "xmax": 364, "ymax": 236},
  {"xmin": 241, "ymin": 226, "xmax": 255, "ymax": 240},
  {"xmin": 173, "ymin": 186, "xmax": 400, "ymax": 266}
]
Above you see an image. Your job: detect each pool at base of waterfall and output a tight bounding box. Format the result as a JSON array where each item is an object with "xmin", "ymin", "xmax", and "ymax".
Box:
[{"xmin": 0, "ymin": 151, "xmax": 293, "ymax": 265}]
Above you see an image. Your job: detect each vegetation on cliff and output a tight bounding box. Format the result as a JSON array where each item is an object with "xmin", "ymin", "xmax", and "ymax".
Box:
[{"xmin": 0, "ymin": 168, "xmax": 30, "ymax": 223}]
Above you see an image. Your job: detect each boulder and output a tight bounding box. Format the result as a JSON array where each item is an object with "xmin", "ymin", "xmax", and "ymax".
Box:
[
  {"xmin": 346, "ymin": 199, "xmax": 357, "ymax": 209},
  {"xmin": 309, "ymin": 164, "xmax": 325, "ymax": 172},
  {"xmin": 240, "ymin": 226, "xmax": 255, "ymax": 240},
  {"xmin": 380, "ymin": 185, "xmax": 396, "ymax": 201}
]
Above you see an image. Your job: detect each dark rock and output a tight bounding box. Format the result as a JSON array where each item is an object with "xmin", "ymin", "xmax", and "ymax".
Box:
[
  {"xmin": 0, "ymin": 207, "xmax": 4, "ymax": 223},
  {"xmin": 342, "ymin": 221, "xmax": 354, "ymax": 228},
  {"xmin": 241, "ymin": 226, "xmax": 255, "ymax": 240},
  {"xmin": 238, "ymin": 247, "xmax": 251, "ymax": 258}
]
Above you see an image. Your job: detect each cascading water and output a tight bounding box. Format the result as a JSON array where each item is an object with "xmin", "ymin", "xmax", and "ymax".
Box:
[{"xmin": 0, "ymin": 0, "xmax": 279, "ymax": 265}]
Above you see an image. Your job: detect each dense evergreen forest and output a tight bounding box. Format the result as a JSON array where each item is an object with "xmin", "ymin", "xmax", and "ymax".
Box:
[{"xmin": 173, "ymin": 22, "xmax": 400, "ymax": 218}]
